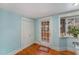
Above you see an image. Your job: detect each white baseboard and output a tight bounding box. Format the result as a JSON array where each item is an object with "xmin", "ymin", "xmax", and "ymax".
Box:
[{"xmin": 8, "ymin": 42, "xmax": 35, "ymax": 55}]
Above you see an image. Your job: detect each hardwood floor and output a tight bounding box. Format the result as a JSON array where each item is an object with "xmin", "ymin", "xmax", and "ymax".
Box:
[
  {"xmin": 60, "ymin": 50, "xmax": 75, "ymax": 55},
  {"xmin": 16, "ymin": 43, "xmax": 75, "ymax": 55}
]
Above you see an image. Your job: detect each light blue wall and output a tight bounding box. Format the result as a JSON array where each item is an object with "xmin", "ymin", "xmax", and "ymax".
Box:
[
  {"xmin": 60, "ymin": 37, "xmax": 77, "ymax": 51},
  {"xmin": 59, "ymin": 38, "xmax": 67, "ymax": 50},
  {"xmin": 0, "ymin": 9, "xmax": 21, "ymax": 54},
  {"xmin": 34, "ymin": 18, "xmax": 40, "ymax": 42},
  {"xmin": 50, "ymin": 16, "xmax": 60, "ymax": 50}
]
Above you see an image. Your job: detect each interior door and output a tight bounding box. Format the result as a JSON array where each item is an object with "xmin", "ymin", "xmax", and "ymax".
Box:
[
  {"xmin": 39, "ymin": 17, "xmax": 51, "ymax": 47},
  {"xmin": 21, "ymin": 18, "xmax": 34, "ymax": 48}
]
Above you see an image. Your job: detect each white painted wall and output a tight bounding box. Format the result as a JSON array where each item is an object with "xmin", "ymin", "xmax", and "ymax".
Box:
[{"xmin": 21, "ymin": 17, "xmax": 35, "ymax": 48}]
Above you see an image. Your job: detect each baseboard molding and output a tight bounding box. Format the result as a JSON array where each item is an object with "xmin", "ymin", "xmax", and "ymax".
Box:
[{"xmin": 8, "ymin": 42, "xmax": 35, "ymax": 55}]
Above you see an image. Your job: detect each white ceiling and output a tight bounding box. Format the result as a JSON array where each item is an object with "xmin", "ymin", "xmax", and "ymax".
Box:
[{"xmin": 0, "ymin": 3, "xmax": 79, "ymax": 19}]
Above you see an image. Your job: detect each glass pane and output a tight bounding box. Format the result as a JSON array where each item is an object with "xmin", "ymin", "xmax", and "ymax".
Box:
[{"xmin": 41, "ymin": 21, "xmax": 49, "ymax": 42}]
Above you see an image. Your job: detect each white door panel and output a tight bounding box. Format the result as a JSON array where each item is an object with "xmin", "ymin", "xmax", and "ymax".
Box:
[{"xmin": 21, "ymin": 18, "xmax": 34, "ymax": 48}]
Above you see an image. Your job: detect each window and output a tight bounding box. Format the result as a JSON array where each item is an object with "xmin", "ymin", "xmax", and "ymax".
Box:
[
  {"xmin": 41, "ymin": 21, "xmax": 49, "ymax": 42},
  {"xmin": 60, "ymin": 16, "xmax": 79, "ymax": 37}
]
